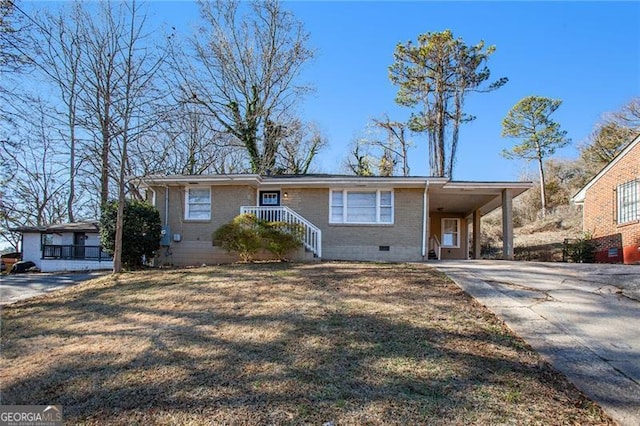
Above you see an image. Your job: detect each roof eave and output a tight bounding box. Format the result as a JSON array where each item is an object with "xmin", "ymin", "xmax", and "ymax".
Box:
[
  {"xmin": 571, "ymin": 133, "xmax": 640, "ymax": 202},
  {"xmin": 262, "ymin": 176, "xmax": 448, "ymax": 188},
  {"xmin": 136, "ymin": 174, "xmax": 263, "ymax": 187}
]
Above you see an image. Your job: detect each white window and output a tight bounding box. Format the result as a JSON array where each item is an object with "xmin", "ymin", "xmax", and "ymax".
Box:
[
  {"xmin": 185, "ymin": 187, "xmax": 211, "ymax": 220},
  {"xmin": 329, "ymin": 190, "xmax": 394, "ymax": 224},
  {"xmin": 331, "ymin": 190, "xmax": 344, "ymax": 223},
  {"xmin": 441, "ymin": 218, "xmax": 460, "ymax": 248},
  {"xmin": 617, "ymin": 179, "xmax": 639, "ymax": 224}
]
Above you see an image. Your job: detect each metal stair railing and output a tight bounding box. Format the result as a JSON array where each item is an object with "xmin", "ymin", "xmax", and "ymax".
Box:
[{"xmin": 428, "ymin": 235, "xmax": 441, "ymax": 260}]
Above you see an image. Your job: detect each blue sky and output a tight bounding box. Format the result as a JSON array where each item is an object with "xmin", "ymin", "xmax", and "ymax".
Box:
[
  {"xmin": 151, "ymin": 1, "xmax": 640, "ymax": 181},
  {"xmin": 57, "ymin": 1, "xmax": 640, "ymax": 181},
  {"xmin": 282, "ymin": 1, "xmax": 640, "ymax": 180}
]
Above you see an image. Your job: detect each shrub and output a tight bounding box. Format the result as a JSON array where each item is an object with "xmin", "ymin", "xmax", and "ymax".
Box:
[
  {"xmin": 213, "ymin": 214, "xmax": 303, "ymax": 262},
  {"xmin": 213, "ymin": 214, "xmax": 263, "ymax": 262},
  {"xmin": 100, "ymin": 200, "xmax": 162, "ymax": 269},
  {"xmin": 261, "ymin": 222, "xmax": 303, "ymax": 260},
  {"xmin": 563, "ymin": 233, "xmax": 597, "ymax": 263}
]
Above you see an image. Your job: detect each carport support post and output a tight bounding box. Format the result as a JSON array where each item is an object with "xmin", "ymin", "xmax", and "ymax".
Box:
[
  {"xmin": 502, "ymin": 189, "xmax": 514, "ymax": 260},
  {"xmin": 472, "ymin": 209, "xmax": 481, "ymax": 259}
]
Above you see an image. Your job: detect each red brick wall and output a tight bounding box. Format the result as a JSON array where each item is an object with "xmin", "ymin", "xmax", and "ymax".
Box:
[{"xmin": 583, "ymin": 141, "xmax": 640, "ymax": 264}]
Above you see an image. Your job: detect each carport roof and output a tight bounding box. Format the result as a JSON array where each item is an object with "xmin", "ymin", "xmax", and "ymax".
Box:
[
  {"xmin": 12, "ymin": 221, "xmax": 101, "ymax": 234},
  {"xmin": 430, "ymin": 181, "xmax": 533, "ymax": 216}
]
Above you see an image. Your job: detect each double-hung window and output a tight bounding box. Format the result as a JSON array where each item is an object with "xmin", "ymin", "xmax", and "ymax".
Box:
[
  {"xmin": 330, "ymin": 189, "xmax": 393, "ymax": 224},
  {"xmin": 185, "ymin": 187, "xmax": 211, "ymax": 220},
  {"xmin": 617, "ymin": 179, "xmax": 639, "ymax": 224},
  {"xmin": 441, "ymin": 218, "xmax": 460, "ymax": 248}
]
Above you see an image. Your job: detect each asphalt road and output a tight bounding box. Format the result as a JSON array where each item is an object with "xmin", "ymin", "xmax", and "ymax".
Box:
[
  {"xmin": 0, "ymin": 272, "xmax": 107, "ymax": 305},
  {"xmin": 435, "ymin": 260, "xmax": 640, "ymax": 426}
]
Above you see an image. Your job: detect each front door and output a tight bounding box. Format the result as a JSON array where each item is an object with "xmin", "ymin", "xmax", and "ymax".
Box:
[
  {"xmin": 74, "ymin": 232, "xmax": 86, "ymax": 259},
  {"xmin": 259, "ymin": 191, "xmax": 281, "ymax": 206},
  {"xmin": 258, "ymin": 191, "xmax": 281, "ymax": 222}
]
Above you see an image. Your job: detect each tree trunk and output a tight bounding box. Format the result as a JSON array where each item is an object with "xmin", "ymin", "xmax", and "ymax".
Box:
[
  {"xmin": 449, "ymin": 89, "xmax": 463, "ymax": 178},
  {"xmin": 100, "ymin": 118, "xmax": 110, "ymax": 207},
  {"xmin": 537, "ymin": 155, "xmax": 547, "ymax": 218},
  {"xmin": 437, "ymin": 94, "xmax": 446, "ymax": 177},
  {"xmin": 400, "ymin": 126, "xmax": 409, "ymax": 177},
  {"xmin": 67, "ymin": 115, "xmax": 75, "ymax": 222},
  {"xmin": 113, "ymin": 190, "xmax": 124, "ymax": 274}
]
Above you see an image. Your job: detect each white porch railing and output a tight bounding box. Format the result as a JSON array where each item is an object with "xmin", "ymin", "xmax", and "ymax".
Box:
[
  {"xmin": 429, "ymin": 235, "xmax": 441, "ymax": 260},
  {"xmin": 240, "ymin": 206, "xmax": 322, "ymax": 258}
]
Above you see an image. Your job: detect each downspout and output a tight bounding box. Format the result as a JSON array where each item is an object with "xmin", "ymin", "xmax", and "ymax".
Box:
[
  {"xmin": 163, "ymin": 185, "xmax": 173, "ymax": 261},
  {"xmin": 421, "ymin": 180, "xmax": 429, "ymax": 259},
  {"xmin": 164, "ymin": 186, "xmax": 169, "ymax": 226}
]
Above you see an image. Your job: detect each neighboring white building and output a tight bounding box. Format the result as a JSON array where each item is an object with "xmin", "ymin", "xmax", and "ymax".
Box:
[{"xmin": 13, "ymin": 222, "xmax": 113, "ymax": 272}]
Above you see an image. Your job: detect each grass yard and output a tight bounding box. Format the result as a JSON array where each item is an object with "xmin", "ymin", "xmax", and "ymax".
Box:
[{"xmin": 1, "ymin": 262, "xmax": 612, "ymax": 425}]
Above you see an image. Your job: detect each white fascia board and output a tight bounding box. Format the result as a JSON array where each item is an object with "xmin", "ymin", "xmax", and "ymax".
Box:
[
  {"xmin": 572, "ymin": 133, "xmax": 640, "ymax": 205},
  {"xmin": 137, "ymin": 174, "xmax": 262, "ymax": 187},
  {"xmin": 441, "ymin": 181, "xmax": 534, "ymax": 198},
  {"xmin": 442, "ymin": 181, "xmax": 534, "ymax": 190},
  {"xmin": 261, "ymin": 176, "xmax": 448, "ymax": 188}
]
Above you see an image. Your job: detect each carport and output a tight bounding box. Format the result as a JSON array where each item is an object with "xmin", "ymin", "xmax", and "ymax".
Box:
[{"xmin": 426, "ymin": 181, "xmax": 532, "ymax": 260}]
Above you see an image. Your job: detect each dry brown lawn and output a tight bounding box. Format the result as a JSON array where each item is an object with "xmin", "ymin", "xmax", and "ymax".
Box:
[{"xmin": 1, "ymin": 262, "xmax": 612, "ymax": 425}]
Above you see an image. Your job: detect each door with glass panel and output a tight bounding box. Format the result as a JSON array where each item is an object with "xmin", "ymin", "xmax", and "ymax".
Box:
[{"xmin": 259, "ymin": 191, "xmax": 281, "ymax": 221}]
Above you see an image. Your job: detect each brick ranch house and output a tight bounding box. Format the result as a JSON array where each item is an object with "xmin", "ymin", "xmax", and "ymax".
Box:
[
  {"xmin": 572, "ymin": 133, "xmax": 640, "ymax": 264},
  {"xmin": 137, "ymin": 174, "xmax": 531, "ymax": 266}
]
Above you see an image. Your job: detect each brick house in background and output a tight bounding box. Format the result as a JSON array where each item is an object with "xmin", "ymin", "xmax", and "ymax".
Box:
[{"xmin": 572, "ymin": 134, "xmax": 640, "ymax": 264}]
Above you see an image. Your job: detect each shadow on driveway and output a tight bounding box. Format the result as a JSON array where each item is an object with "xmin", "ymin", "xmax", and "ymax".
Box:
[
  {"xmin": 435, "ymin": 260, "xmax": 640, "ymax": 426},
  {"xmin": 1, "ymin": 271, "xmax": 109, "ymax": 305}
]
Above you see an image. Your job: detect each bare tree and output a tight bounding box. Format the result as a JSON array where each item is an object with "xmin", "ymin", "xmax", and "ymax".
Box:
[
  {"xmin": 343, "ymin": 116, "xmax": 412, "ymax": 177},
  {"xmin": 0, "ymin": 98, "xmax": 69, "ymax": 241},
  {"xmin": 91, "ymin": 0, "xmax": 165, "ymax": 273},
  {"xmin": 29, "ymin": 4, "xmax": 84, "ymax": 222},
  {"xmin": 0, "ymin": 0, "xmax": 28, "ymax": 71},
  {"xmin": 613, "ymin": 97, "xmax": 640, "ymax": 129},
  {"xmin": 345, "ymin": 139, "xmax": 374, "ymax": 176},
  {"xmin": 130, "ymin": 102, "xmax": 245, "ymax": 176},
  {"xmin": 172, "ymin": 0, "xmax": 314, "ymax": 174},
  {"xmin": 75, "ymin": 1, "xmax": 127, "ymax": 208},
  {"xmin": 370, "ymin": 115, "xmax": 412, "ymax": 176},
  {"xmin": 275, "ymin": 120, "xmax": 327, "ymax": 174},
  {"xmin": 580, "ymin": 97, "xmax": 640, "ymax": 177},
  {"xmin": 0, "ymin": 0, "xmax": 34, "ymax": 133}
]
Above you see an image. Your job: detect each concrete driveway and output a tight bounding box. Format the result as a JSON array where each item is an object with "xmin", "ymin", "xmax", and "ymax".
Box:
[
  {"xmin": 0, "ymin": 272, "xmax": 107, "ymax": 305},
  {"xmin": 435, "ymin": 260, "xmax": 640, "ymax": 426}
]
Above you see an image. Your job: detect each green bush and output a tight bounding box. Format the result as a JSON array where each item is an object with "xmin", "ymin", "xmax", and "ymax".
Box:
[
  {"xmin": 261, "ymin": 221, "xmax": 303, "ymax": 260},
  {"xmin": 564, "ymin": 233, "xmax": 597, "ymax": 263},
  {"xmin": 213, "ymin": 214, "xmax": 263, "ymax": 262},
  {"xmin": 100, "ymin": 200, "xmax": 162, "ymax": 268},
  {"xmin": 213, "ymin": 214, "xmax": 303, "ymax": 262}
]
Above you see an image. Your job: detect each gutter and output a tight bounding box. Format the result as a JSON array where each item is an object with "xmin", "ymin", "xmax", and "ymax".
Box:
[{"xmin": 164, "ymin": 186, "xmax": 169, "ymax": 226}]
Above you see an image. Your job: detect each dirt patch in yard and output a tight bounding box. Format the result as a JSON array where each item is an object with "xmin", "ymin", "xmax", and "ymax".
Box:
[{"xmin": 0, "ymin": 262, "xmax": 612, "ymax": 425}]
